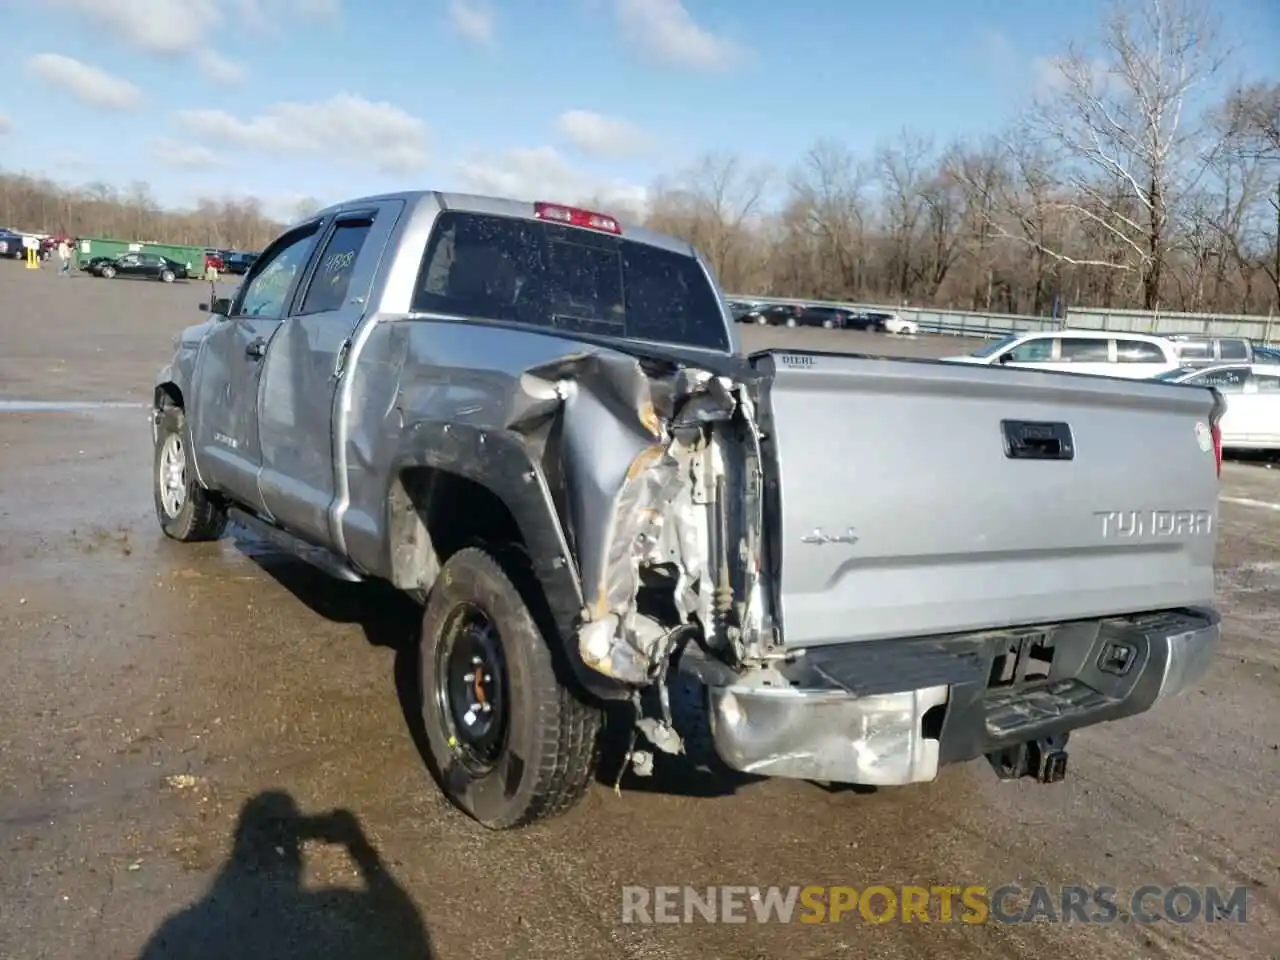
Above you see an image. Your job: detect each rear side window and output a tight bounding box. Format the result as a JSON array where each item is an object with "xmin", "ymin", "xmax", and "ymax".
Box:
[
  {"xmin": 1059, "ymin": 338, "xmax": 1110, "ymax": 362},
  {"xmin": 1115, "ymin": 340, "xmax": 1165, "ymax": 362},
  {"xmin": 1219, "ymin": 339, "xmax": 1250, "ymax": 360},
  {"xmin": 297, "ymin": 218, "xmax": 374, "ymax": 315},
  {"xmin": 412, "ymin": 211, "xmax": 729, "ymax": 352},
  {"xmin": 1253, "ymin": 374, "xmax": 1280, "ymax": 392}
]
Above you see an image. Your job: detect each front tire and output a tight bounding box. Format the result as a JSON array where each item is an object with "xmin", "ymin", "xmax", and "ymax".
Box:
[
  {"xmin": 153, "ymin": 406, "xmax": 227, "ymax": 542},
  {"xmin": 419, "ymin": 547, "xmax": 602, "ymax": 830},
  {"xmin": 100, "ymin": 265, "xmax": 116, "ymax": 279},
  {"xmin": 160, "ymin": 269, "xmax": 175, "ymax": 283}
]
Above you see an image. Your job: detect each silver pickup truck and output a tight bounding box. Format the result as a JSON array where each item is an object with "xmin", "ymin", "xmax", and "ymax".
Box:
[{"xmin": 152, "ymin": 191, "xmax": 1227, "ymax": 830}]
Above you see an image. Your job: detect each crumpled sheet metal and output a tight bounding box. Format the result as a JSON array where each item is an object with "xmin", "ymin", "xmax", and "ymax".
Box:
[{"xmin": 513, "ymin": 349, "xmax": 737, "ymax": 685}]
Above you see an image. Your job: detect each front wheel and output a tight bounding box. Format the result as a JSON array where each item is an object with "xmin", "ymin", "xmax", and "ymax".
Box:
[
  {"xmin": 153, "ymin": 406, "xmax": 228, "ymax": 542},
  {"xmin": 100, "ymin": 265, "xmax": 116, "ymax": 279},
  {"xmin": 160, "ymin": 269, "xmax": 175, "ymax": 283},
  {"xmin": 419, "ymin": 547, "xmax": 602, "ymax": 829}
]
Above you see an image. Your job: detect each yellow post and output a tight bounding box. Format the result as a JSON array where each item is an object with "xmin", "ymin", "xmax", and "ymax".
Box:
[{"xmin": 25, "ymin": 245, "xmax": 39, "ymax": 269}]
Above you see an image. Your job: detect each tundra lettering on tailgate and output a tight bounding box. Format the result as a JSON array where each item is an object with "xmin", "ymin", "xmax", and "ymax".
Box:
[{"xmin": 1094, "ymin": 509, "xmax": 1213, "ymax": 539}]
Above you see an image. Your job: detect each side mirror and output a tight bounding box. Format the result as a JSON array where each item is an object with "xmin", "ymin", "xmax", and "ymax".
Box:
[
  {"xmin": 201, "ymin": 297, "xmax": 232, "ymax": 315},
  {"xmin": 997, "ymin": 353, "xmax": 1012, "ymax": 364}
]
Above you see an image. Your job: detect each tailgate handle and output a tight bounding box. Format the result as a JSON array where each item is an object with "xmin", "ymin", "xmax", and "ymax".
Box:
[{"xmin": 1002, "ymin": 420, "xmax": 1074, "ymax": 460}]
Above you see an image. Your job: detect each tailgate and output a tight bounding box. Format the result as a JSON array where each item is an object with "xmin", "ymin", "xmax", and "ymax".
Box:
[{"xmin": 753, "ymin": 351, "xmax": 1221, "ymax": 649}]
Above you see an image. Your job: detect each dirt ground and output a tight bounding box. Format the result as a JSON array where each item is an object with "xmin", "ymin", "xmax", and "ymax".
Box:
[{"xmin": 0, "ymin": 261, "xmax": 1276, "ymax": 960}]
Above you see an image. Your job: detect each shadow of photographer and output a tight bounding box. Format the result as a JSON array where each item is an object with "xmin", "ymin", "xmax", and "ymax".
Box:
[{"xmin": 138, "ymin": 790, "xmax": 433, "ymax": 959}]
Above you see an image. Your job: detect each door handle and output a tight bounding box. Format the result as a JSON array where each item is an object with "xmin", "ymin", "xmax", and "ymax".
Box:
[{"xmin": 246, "ymin": 338, "xmax": 267, "ymax": 360}]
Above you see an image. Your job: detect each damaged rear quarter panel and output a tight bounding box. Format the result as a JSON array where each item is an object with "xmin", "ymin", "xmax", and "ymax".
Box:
[{"xmin": 339, "ymin": 317, "xmax": 751, "ymax": 698}]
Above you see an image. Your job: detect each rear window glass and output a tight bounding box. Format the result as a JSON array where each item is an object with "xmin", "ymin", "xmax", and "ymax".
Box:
[{"xmin": 412, "ymin": 211, "xmax": 729, "ymax": 352}]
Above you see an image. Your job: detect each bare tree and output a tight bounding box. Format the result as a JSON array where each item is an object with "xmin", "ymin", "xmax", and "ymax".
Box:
[
  {"xmin": 646, "ymin": 153, "xmax": 774, "ymax": 292},
  {"xmin": 1031, "ymin": 0, "xmax": 1230, "ymax": 307},
  {"xmin": 786, "ymin": 139, "xmax": 871, "ymax": 297}
]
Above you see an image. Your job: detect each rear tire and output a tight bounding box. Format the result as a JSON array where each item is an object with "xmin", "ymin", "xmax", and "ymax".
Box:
[
  {"xmin": 153, "ymin": 406, "xmax": 228, "ymax": 542},
  {"xmin": 419, "ymin": 547, "xmax": 602, "ymax": 829}
]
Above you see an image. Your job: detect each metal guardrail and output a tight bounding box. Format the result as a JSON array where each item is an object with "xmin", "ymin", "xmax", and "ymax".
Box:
[{"xmin": 727, "ymin": 294, "xmax": 1278, "ymax": 341}]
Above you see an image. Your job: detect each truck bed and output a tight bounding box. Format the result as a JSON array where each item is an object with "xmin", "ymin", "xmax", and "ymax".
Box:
[{"xmin": 752, "ymin": 351, "xmax": 1221, "ymax": 649}]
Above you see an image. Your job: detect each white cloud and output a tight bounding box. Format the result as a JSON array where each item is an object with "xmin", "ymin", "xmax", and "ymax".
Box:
[
  {"xmin": 452, "ymin": 145, "xmax": 648, "ymax": 220},
  {"xmin": 49, "ymin": 0, "xmax": 218, "ymax": 54},
  {"xmin": 555, "ymin": 109, "xmax": 650, "ymax": 158},
  {"xmin": 615, "ymin": 0, "xmax": 741, "ymax": 70},
  {"xmin": 196, "ymin": 50, "xmax": 247, "ymax": 84},
  {"xmin": 173, "ymin": 94, "xmax": 429, "ymax": 174},
  {"xmin": 0, "ymin": 114, "xmax": 10, "ymax": 135},
  {"xmin": 26, "ymin": 53, "xmax": 142, "ymax": 111},
  {"xmin": 47, "ymin": 0, "xmax": 338, "ymax": 54},
  {"xmin": 449, "ymin": 0, "xmax": 494, "ymax": 44},
  {"xmin": 153, "ymin": 137, "xmax": 223, "ymax": 169}
]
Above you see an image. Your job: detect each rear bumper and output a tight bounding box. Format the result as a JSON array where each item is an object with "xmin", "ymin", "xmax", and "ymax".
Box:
[{"xmin": 704, "ymin": 607, "xmax": 1220, "ymax": 786}]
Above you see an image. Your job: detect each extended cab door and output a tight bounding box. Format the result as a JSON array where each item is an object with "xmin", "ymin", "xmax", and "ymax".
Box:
[
  {"xmin": 189, "ymin": 220, "xmax": 326, "ymax": 510},
  {"xmin": 255, "ymin": 200, "xmax": 405, "ymax": 549}
]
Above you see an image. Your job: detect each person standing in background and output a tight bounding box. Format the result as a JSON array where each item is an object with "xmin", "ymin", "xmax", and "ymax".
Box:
[
  {"xmin": 57, "ymin": 238, "xmax": 70, "ymax": 276},
  {"xmin": 205, "ymin": 255, "xmax": 219, "ymax": 302}
]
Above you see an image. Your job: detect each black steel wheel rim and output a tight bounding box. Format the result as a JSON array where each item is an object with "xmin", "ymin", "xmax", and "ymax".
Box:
[{"xmin": 434, "ymin": 602, "xmax": 509, "ymax": 771}]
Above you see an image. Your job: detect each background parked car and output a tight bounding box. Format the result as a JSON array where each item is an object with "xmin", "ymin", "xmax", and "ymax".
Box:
[
  {"xmin": 794, "ymin": 306, "xmax": 856, "ymax": 328},
  {"xmin": 92, "ymin": 252, "xmax": 189, "ymax": 282},
  {"xmin": 1154, "ymin": 362, "xmax": 1280, "ymax": 450},
  {"xmin": 0, "ymin": 229, "xmax": 30, "ymax": 258},
  {"xmin": 943, "ymin": 329, "xmax": 1181, "ymax": 378},
  {"xmin": 223, "ymin": 251, "xmax": 259, "ymax": 275},
  {"xmin": 1164, "ymin": 334, "xmax": 1254, "ymax": 367}
]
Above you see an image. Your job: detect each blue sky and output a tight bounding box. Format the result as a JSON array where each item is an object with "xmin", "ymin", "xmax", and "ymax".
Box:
[{"xmin": 0, "ymin": 0, "xmax": 1277, "ymax": 220}]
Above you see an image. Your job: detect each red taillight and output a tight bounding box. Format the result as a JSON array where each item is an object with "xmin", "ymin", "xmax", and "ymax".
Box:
[
  {"xmin": 1212, "ymin": 421, "xmax": 1222, "ymax": 476},
  {"xmin": 533, "ymin": 201, "xmax": 621, "ymax": 234}
]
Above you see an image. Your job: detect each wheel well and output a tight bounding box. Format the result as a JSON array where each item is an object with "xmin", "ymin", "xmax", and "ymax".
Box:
[
  {"xmin": 388, "ymin": 466, "xmax": 525, "ymax": 591},
  {"xmin": 155, "ymin": 383, "xmax": 183, "ymax": 410}
]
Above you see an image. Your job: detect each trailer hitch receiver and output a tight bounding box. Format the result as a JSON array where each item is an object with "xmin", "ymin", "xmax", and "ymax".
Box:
[{"xmin": 987, "ymin": 733, "xmax": 1069, "ymax": 784}]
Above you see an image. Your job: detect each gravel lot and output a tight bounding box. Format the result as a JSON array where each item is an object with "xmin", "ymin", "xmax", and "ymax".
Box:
[{"xmin": 0, "ymin": 262, "xmax": 1275, "ymax": 959}]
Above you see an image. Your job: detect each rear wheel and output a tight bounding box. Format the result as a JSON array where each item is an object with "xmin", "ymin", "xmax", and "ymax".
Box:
[
  {"xmin": 419, "ymin": 547, "xmax": 602, "ymax": 829},
  {"xmin": 153, "ymin": 406, "xmax": 228, "ymax": 542}
]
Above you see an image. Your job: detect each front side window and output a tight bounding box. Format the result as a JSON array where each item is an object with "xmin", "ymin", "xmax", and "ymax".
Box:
[
  {"xmin": 412, "ymin": 211, "xmax": 730, "ymax": 352},
  {"xmin": 1004, "ymin": 337, "xmax": 1053, "ymax": 363},
  {"xmin": 235, "ymin": 226, "xmax": 320, "ymax": 319}
]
